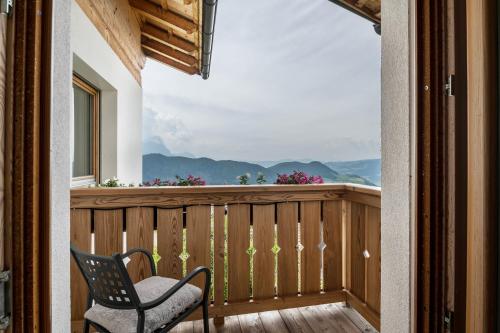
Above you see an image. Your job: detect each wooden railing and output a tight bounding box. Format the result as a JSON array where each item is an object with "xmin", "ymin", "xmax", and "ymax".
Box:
[{"xmin": 70, "ymin": 184, "xmax": 381, "ymax": 331}]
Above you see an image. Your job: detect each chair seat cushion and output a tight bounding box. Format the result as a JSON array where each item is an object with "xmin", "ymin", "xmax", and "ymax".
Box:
[{"xmin": 84, "ymin": 276, "xmax": 202, "ymax": 333}]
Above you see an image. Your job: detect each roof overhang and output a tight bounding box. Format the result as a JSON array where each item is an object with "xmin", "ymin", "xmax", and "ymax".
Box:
[
  {"xmin": 130, "ymin": 0, "xmax": 217, "ymax": 79},
  {"xmin": 328, "ymin": 0, "xmax": 381, "ymax": 25}
]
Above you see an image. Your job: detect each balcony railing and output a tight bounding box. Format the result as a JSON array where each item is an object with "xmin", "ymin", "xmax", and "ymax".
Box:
[{"xmin": 70, "ymin": 184, "xmax": 381, "ymax": 332}]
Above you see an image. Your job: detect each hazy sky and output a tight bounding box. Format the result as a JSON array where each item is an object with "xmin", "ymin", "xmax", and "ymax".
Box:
[{"xmin": 143, "ymin": 0, "xmax": 381, "ymax": 162}]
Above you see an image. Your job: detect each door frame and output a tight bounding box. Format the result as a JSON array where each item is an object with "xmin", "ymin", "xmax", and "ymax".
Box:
[
  {"xmin": 415, "ymin": 0, "xmax": 498, "ymax": 332},
  {"xmin": 3, "ymin": 1, "xmax": 53, "ymax": 331}
]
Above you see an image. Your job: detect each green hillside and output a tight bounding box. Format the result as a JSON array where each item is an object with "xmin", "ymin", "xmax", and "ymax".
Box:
[{"xmin": 143, "ymin": 154, "xmax": 375, "ymax": 186}]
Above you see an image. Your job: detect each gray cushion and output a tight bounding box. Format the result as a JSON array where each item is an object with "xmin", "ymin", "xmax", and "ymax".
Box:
[{"xmin": 84, "ymin": 276, "xmax": 202, "ymax": 333}]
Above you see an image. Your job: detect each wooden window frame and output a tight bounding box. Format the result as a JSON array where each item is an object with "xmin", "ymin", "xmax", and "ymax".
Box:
[{"xmin": 72, "ymin": 74, "xmax": 100, "ymax": 184}]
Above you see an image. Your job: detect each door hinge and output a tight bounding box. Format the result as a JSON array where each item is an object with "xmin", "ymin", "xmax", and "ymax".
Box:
[
  {"xmin": 0, "ymin": 0, "xmax": 12, "ymax": 16},
  {"xmin": 0, "ymin": 271, "xmax": 10, "ymax": 331},
  {"xmin": 445, "ymin": 74, "xmax": 455, "ymax": 96},
  {"xmin": 444, "ymin": 310, "xmax": 454, "ymax": 330}
]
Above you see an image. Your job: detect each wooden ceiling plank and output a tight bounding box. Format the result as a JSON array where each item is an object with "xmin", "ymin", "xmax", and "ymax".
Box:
[
  {"xmin": 142, "ymin": 36, "xmax": 197, "ymax": 66},
  {"xmin": 129, "ymin": 0, "xmax": 197, "ymax": 33},
  {"xmin": 144, "ymin": 48, "xmax": 198, "ymax": 75},
  {"xmin": 332, "ymin": 0, "xmax": 380, "ymax": 24},
  {"xmin": 142, "ymin": 23, "xmax": 197, "ymax": 53}
]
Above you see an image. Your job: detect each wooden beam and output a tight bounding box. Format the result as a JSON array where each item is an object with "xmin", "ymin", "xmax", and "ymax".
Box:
[
  {"xmin": 144, "ymin": 48, "xmax": 198, "ymax": 75},
  {"xmin": 142, "ymin": 36, "xmax": 197, "ymax": 66},
  {"xmin": 142, "ymin": 23, "xmax": 196, "ymax": 53},
  {"xmin": 130, "ymin": 0, "xmax": 197, "ymax": 33},
  {"xmin": 466, "ymin": 0, "xmax": 498, "ymax": 331}
]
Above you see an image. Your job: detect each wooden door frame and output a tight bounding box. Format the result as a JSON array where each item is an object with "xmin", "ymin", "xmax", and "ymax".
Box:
[
  {"xmin": 3, "ymin": 1, "xmax": 53, "ymax": 331},
  {"xmin": 415, "ymin": 0, "xmax": 498, "ymax": 332},
  {"xmin": 465, "ymin": 0, "xmax": 498, "ymax": 331}
]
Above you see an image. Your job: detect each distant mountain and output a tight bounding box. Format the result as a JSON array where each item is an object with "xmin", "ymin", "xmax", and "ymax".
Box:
[
  {"xmin": 326, "ymin": 159, "xmax": 381, "ymax": 186},
  {"xmin": 142, "ymin": 137, "xmax": 196, "ymax": 158},
  {"xmin": 143, "ymin": 137, "xmax": 172, "ymax": 156},
  {"xmin": 143, "ymin": 154, "xmax": 375, "ymax": 186}
]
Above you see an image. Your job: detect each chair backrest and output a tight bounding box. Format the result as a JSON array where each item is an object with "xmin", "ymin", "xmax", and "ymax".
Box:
[{"xmin": 70, "ymin": 245, "xmax": 140, "ymax": 309}]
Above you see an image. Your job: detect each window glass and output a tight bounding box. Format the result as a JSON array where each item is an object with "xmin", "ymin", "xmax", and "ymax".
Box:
[{"xmin": 72, "ymin": 79, "xmax": 97, "ymax": 179}]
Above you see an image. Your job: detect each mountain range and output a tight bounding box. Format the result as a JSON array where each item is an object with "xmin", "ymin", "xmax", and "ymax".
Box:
[{"xmin": 143, "ymin": 154, "xmax": 377, "ymax": 186}]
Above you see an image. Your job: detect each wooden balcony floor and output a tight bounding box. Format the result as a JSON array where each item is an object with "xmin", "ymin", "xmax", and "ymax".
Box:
[{"xmin": 174, "ymin": 303, "xmax": 378, "ymax": 333}]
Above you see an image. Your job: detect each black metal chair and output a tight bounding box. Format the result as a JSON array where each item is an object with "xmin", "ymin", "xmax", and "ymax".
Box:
[{"xmin": 70, "ymin": 244, "xmax": 210, "ymax": 333}]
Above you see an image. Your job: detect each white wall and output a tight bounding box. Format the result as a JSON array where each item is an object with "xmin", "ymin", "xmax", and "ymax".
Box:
[
  {"xmin": 381, "ymin": 0, "xmax": 414, "ymax": 332},
  {"xmin": 71, "ymin": 0, "xmax": 143, "ymax": 184},
  {"xmin": 51, "ymin": 0, "xmax": 71, "ymax": 331}
]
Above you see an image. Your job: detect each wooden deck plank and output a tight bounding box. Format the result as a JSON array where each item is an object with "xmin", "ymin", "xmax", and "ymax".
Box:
[
  {"xmin": 171, "ymin": 321, "xmax": 194, "ymax": 332},
  {"xmin": 278, "ymin": 308, "xmax": 315, "ymax": 333},
  {"xmin": 258, "ymin": 311, "xmax": 289, "ymax": 333},
  {"xmin": 321, "ymin": 303, "xmax": 364, "ymax": 332},
  {"xmin": 299, "ymin": 304, "xmax": 356, "ymax": 332},
  {"xmin": 214, "ymin": 316, "xmax": 242, "ymax": 333},
  {"xmin": 333, "ymin": 303, "xmax": 376, "ymax": 332},
  {"xmin": 237, "ymin": 313, "xmax": 266, "ymax": 333},
  {"xmin": 175, "ymin": 303, "xmax": 376, "ymax": 333}
]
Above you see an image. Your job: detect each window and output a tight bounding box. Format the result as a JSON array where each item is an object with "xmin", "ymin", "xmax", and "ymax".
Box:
[{"xmin": 72, "ymin": 74, "xmax": 99, "ymax": 183}]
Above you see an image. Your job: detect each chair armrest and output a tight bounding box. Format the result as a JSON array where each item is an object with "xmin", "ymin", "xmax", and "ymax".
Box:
[
  {"xmin": 120, "ymin": 248, "xmax": 157, "ymax": 276},
  {"xmin": 139, "ymin": 266, "xmax": 210, "ymax": 310}
]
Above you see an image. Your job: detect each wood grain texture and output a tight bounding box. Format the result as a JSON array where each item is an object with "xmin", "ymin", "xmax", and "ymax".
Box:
[
  {"xmin": 237, "ymin": 313, "xmax": 265, "ymax": 333},
  {"xmin": 344, "ymin": 201, "xmax": 351, "ymax": 290},
  {"xmin": 129, "ymin": 0, "xmax": 197, "ymax": 33},
  {"xmin": 141, "ymin": 23, "xmax": 197, "ymax": 53},
  {"xmin": 186, "ymin": 205, "xmax": 211, "ymax": 288},
  {"xmin": 365, "ymin": 206, "xmax": 381, "ymax": 313},
  {"xmin": 277, "ymin": 202, "xmax": 299, "ymax": 296},
  {"xmin": 75, "ymin": 0, "xmax": 144, "ymax": 83},
  {"xmin": 349, "ymin": 203, "xmax": 366, "ymax": 301},
  {"xmin": 279, "ymin": 308, "xmax": 315, "ymax": 333},
  {"xmin": 213, "ymin": 205, "xmax": 226, "ymax": 307},
  {"xmin": 258, "ymin": 311, "xmax": 289, "ymax": 333},
  {"xmin": 71, "ymin": 184, "xmax": 347, "ymax": 209},
  {"xmin": 157, "ymin": 208, "xmax": 183, "ymax": 279},
  {"xmin": 0, "ymin": 14, "xmax": 5, "ymax": 272},
  {"xmin": 142, "ymin": 36, "xmax": 197, "ymax": 66},
  {"xmin": 70, "ymin": 209, "xmax": 92, "ymax": 325},
  {"xmin": 345, "ymin": 290, "xmax": 380, "ymax": 330},
  {"xmin": 94, "ymin": 210, "xmax": 123, "ymax": 255},
  {"xmin": 323, "ymin": 200, "xmax": 343, "ymax": 291},
  {"xmin": 252, "ymin": 204, "xmax": 276, "ymax": 299},
  {"xmin": 227, "ymin": 204, "xmax": 250, "ymax": 303},
  {"xmin": 300, "ymin": 201, "xmax": 321, "ymax": 294},
  {"xmin": 466, "ymin": 0, "xmax": 498, "ymax": 331},
  {"xmin": 126, "ymin": 207, "xmax": 154, "ymax": 283}
]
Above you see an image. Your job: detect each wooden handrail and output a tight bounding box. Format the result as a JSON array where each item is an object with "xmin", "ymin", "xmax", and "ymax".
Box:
[
  {"xmin": 69, "ymin": 183, "xmax": 381, "ymax": 331},
  {"xmin": 70, "ymin": 183, "xmax": 381, "ymax": 208}
]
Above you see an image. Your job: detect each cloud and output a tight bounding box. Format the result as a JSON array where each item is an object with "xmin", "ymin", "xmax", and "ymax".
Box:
[{"xmin": 143, "ymin": 0, "xmax": 381, "ymax": 162}]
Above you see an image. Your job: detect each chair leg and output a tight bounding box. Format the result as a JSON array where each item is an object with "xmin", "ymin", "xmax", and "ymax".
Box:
[
  {"xmin": 137, "ymin": 310, "xmax": 145, "ymax": 333},
  {"xmin": 83, "ymin": 319, "xmax": 90, "ymax": 333},
  {"xmin": 203, "ymin": 300, "xmax": 209, "ymax": 332}
]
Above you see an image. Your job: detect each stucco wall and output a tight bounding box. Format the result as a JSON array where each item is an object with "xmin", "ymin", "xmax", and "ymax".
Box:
[
  {"xmin": 381, "ymin": 0, "xmax": 413, "ymax": 332},
  {"xmin": 71, "ymin": 0, "xmax": 143, "ymax": 184},
  {"xmin": 51, "ymin": 0, "xmax": 72, "ymax": 331}
]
